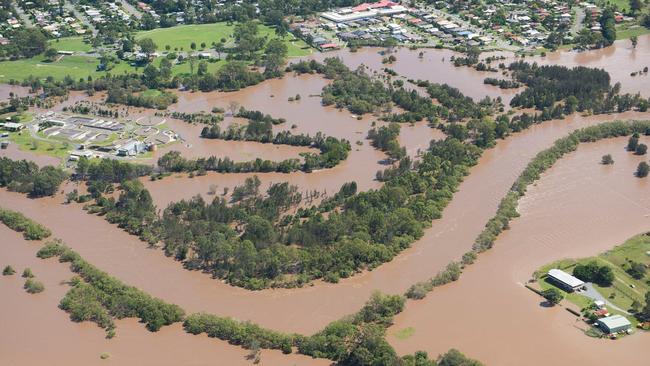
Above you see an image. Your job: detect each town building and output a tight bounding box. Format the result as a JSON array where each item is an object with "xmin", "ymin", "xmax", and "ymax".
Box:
[
  {"xmin": 1, "ymin": 122, "xmax": 26, "ymax": 132},
  {"xmin": 597, "ymin": 315, "xmax": 632, "ymax": 334},
  {"xmin": 547, "ymin": 269, "xmax": 585, "ymax": 292},
  {"xmin": 321, "ymin": 0, "xmax": 407, "ymax": 23}
]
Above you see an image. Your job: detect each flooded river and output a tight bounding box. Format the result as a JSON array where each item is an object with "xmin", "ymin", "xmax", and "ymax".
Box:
[
  {"xmin": 2, "ymin": 34, "xmax": 650, "ymax": 365},
  {"xmin": 3, "ymin": 111, "xmax": 649, "ymax": 337},
  {"xmin": 0, "ymin": 224, "xmax": 328, "ymax": 366},
  {"xmin": 389, "ymin": 136, "xmax": 650, "ymax": 365}
]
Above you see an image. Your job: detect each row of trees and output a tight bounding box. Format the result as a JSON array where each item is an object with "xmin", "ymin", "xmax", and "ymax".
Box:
[
  {"xmin": 37, "ymin": 240, "xmax": 185, "ymax": 338},
  {"xmin": 0, "ymin": 207, "xmax": 52, "ymax": 240}
]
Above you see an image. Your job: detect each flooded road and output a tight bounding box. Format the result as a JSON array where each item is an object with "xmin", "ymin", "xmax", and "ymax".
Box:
[
  {"xmin": 0, "ymin": 224, "xmax": 328, "ymax": 366},
  {"xmin": 389, "ymin": 136, "xmax": 650, "ymax": 365},
  {"xmin": 3, "ymin": 111, "xmax": 649, "ymax": 336}
]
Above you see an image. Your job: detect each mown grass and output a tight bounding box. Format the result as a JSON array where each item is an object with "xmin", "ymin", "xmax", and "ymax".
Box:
[
  {"xmin": 8, "ymin": 130, "xmax": 70, "ymax": 160},
  {"xmin": 616, "ymin": 24, "xmax": 650, "ymax": 40},
  {"xmin": 0, "ymin": 22, "xmax": 311, "ymax": 82},
  {"xmin": 48, "ymin": 37, "xmax": 93, "ymax": 53},
  {"xmin": 134, "ymin": 22, "xmax": 312, "ymax": 57}
]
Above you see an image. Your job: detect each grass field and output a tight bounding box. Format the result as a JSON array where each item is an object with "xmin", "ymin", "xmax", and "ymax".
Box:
[
  {"xmin": 48, "ymin": 37, "xmax": 93, "ymax": 53},
  {"xmin": 0, "ymin": 22, "xmax": 312, "ymax": 82},
  {"xmin": 8, "ymin": 130, "xmax": 70, "ymax": 160},
  {"xmin": 135, "ymin": 22, "xmax": 312, "ymax": 57},
  {"xmin": 537, "ymin": 233, "xmax": 650, "ymax": 324},
  {"xmin": 616, "ymin": 23, "xmax": 650, "ymax": 40},
  {"xmin": 0, "ymin": 55, "xmax": 101, "ymax": 82}
]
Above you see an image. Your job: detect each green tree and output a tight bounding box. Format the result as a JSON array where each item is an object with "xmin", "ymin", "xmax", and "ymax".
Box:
[
  {"xmin": 44, "ymin": 47, "xmax": 58, "ymax": 62},
  {"xmin": 263, "ymin": 38, "xmax": 288, "ymax": 77},
  {"xmin": 542, "ymin": 288, "xmax": 563, "ymax": 305},
  {"xmin": 24, "ymin": 278, "xmax": 45, "ymax": 294},
  {"xmin": 234, "ymin": 21, "xmax": 265, "ymax": 60},
  {"xmin": 601, "ymin": 154, "xmax": 614, "ymax": 164},
  {"xmin": 637, "ymin": 162, "xmax": 649, "ymax": 177},
  {"xmin": 138, "ymin": 38, "xmax": 157, "ymax": 59},
  {"xmin": 635, "ymin": 143, "xmax": 647, "ymax": 155},
  {"xmin": 630, "ymin": 0, "xmax": 642, "ymax": 14},
  {"xmin": 12, "ymin": 28, "xmax": 48, "ymax": 58},
  {"xmin": 640, "ymin": 292, "xmax": 650, "ymax": 320},
  {"xmin": 2, "ymin": 265, "xmax": 15, "ymax": 276}
]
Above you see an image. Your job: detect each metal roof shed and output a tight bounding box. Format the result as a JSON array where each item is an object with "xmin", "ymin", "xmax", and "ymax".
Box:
[{"xmin": 597, "ymin": 315, "xmax": 631, "ymax": 334}]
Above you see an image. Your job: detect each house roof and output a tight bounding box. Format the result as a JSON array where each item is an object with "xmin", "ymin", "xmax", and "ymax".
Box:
[
  {"xmin": 598, "ymin": 315, "xmax": 631, "ymax": 329},
  {"xmin": 548, "ymin": 269, "xmax": 584, "ymax": 288}
]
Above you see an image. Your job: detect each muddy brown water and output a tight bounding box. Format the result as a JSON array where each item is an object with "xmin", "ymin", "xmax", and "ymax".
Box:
[
  {"xmin": 0, "ymin": 224, "xmax": 329, "ymax": 366},
  {"xmin": 388, "ymin": 136, "xmax": 650, "ymax": 365},
  {"xmin": 3, "ymin": 111, "xmax": 649, "ymax": 337},
  {"xmin": 2, "ymin": 36, "xmax": 650, "ymax": 364}
]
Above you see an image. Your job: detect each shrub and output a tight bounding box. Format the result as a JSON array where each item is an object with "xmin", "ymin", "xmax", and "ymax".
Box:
[
  {"xmin": 2, "ymin": 265, "xmax": 16, "ymax": 276},
  {"xmin": 24, "ymin": 278, "xmax": 45, "ymax": 294},
  {"xmin": 22, "ymin": 268, "xmax": 33, "ymax": 278},
  {"xmin": 635, "ymin": 143, "xmax": 647, "ymax": 155},
  {"xmin": 542, "ymin": 288, "xmax": 563, "ymax": 305},
  {"xmin": 637, "ymin": 162, "xmax": 649, "ymax": 177},
  {"xmin": 0, "ymin": 208, "xmax": 51, "ymax": 240},
  {"xmin": 601, "ymin": 154, "xmax": 614, "ymax": 165}
]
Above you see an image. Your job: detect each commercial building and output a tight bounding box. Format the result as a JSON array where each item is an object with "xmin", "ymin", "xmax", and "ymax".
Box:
[
  {"xmin": 321, "ymin": 0, "xmax": 407, "ymax": 23},
  {"xmin": 1, "ymin": 122, "xmax": 26, "ymax": 132},
  {"xmin": 547, "ymin": 269, "xmax": 585, "ymax": 292},
  {"xmin": 597, "ymin": 315, "xmax": 632, "ymax": 334}
]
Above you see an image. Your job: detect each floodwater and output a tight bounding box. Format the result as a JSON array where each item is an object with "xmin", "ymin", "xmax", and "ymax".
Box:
[
  {"xmin": 2, "ymin": 36, "xmax": 650, "ymax": 364},
  {"xmin": 389, "ymin": 136, "xmax": 650, "ymax": 365},
  {"xmin": 3, "ymin": 111, "xmax": 649, "ymax": 337},
  {"xmin": 309, "ymin": 47, "xmax": 519, "ymax": 104},
  {"xmin": 0, "ymin": 141, "xmax": 62, "ymax": 167},
  {"xmin": 533, "ymin": 34, "xmax": 650, "ymax": 97},
  {"xmin": 0, "ymin": 224, "xmax": 328, "ymax": 366}
]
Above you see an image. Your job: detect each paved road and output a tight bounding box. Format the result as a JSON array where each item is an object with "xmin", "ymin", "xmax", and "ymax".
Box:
[
  {"xmin": 582, "ymin": 283, "xmax": 630, "ymax": 314},
  {"xmin": 119, "ymin": 0, "xmax": 142, "ymax": 20},
  {"xmin": 12, "ymin": 1, "xmax": 34, "ymax": 28},
  {"xmin": 571, "ymin": 7, "xmax": 586, "ymax": 36},
  {"xmin": 63, "ymin": 0, "xmax": 98, "ymax": 36}
]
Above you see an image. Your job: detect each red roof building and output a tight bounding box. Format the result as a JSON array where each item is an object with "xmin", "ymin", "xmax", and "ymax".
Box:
[{"xmin": 352, "ymin": 0, "xmax": 398, "ymax": 12}]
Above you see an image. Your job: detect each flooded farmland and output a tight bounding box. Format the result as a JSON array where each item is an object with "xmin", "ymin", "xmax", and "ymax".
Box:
[{"xmin": 388, "ymin": 136, "xmax": 650, "ymax": 366}]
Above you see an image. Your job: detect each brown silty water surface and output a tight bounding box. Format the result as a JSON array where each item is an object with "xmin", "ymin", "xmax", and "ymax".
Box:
[
  {"xmin": 0, "ymin": 224, "xmax": 329, "ymax": 366},
  {"xmin": 389, "ymin": 136, "xmax": 650, "ymax": 365},
  {"xmin": 3, "ymin": 111, "xmax": 649, "ymax": 337},
  {"xmin": 2, "ymin": 37, "xmax": 650, "ymax": 364}
]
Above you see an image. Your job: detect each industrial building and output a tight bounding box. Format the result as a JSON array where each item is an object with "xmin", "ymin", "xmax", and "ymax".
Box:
[
  {"xmin": 321, "ymin": 0, "xmax": 407, "ymax": 23},
  {"xmin": 547, "ymin": 269, "xmax": 585, "ymax": 292},
  {"xmin": 597, "ymin": 315, "xmax": 632, "ymax": 334}
]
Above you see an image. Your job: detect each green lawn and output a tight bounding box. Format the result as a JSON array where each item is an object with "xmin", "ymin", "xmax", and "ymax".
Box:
[
  {"xmin": 48, "ymin": 37, "xmax": 93, "ymax": 53},
  {"xmin": 134, "ymin": 22, "xmax": 312, "ymax": 57},
  {"xmin": 0, "ymin": 22, "xmax": 313, "ymax": 82},
  {"xmin": 8, "ymin": 130, "xmax": 70, "ymax": 160},
  {"xmin": 536, "ymin": 233, "xmax": 650, "ymax": 323},
  {"xmin": 616, "ymin": 24, "xmax": 650, "ymax": 40},
  {"xmin": 0, "ymin": 55, "xmax": 101, "ymax": 82}
]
